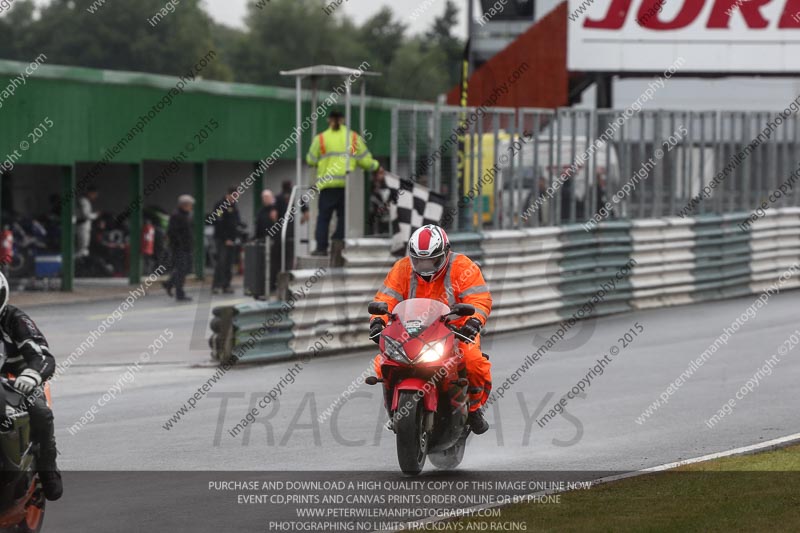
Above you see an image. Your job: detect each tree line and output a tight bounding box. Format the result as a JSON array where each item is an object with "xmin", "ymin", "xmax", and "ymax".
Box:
[{"xmin": 0, "ymin": 0, "xmax": 463, "ymax": 100}]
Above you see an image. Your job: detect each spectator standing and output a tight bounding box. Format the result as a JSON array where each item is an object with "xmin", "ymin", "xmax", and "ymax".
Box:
[
  {"xmin": 163, "ymin": 195, "xmax": 194, "ymax": 302},
  {"xmin": 275, "ymin": 181, "xmax": 293, "ymax": 221},
  {"xmin": 212, "ymin": 187, "xmax": 241, "ymax": 294},
  {"xmin": 75, "ymin": 186, "xmax": 99, "ymax": 257},
  {"xmin": 255, "ymin": 189, "xmax": 280, "ymax": 294},
  {"xmin": 254, "ymin": 189, "xmax": 278, "ymax": 240},
  {"xmin": 275, "ymin": 181, "xmax": 293, "ymax": 219},
  {"xmin": 270, "ymin": 181, "xmax": 309, "ymax": 287},
  {"xmin": 274, "ymin": 180, "xmax": 310, "ymax": 238},
  {"xmin": 142, "ymin": 217, "xmax": 156, "ymax": 275}
]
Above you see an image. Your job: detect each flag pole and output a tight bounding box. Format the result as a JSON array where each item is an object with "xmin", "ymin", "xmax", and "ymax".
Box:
[{"xmin": 456, "ymin": 34, "xmax": 471, "ymax": 232}]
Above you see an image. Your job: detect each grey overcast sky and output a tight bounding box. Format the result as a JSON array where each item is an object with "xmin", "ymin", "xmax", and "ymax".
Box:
[
  {"xmin": 21, "ymin": 0, "xmax": 564, "ymax": 37},
  {"xmin": 201, "ymin": 0, "xmax": 471, "ymax": 36},
  {"xmin": 201, "ymin": 0, "xmax": 564, "ymax": 36}
]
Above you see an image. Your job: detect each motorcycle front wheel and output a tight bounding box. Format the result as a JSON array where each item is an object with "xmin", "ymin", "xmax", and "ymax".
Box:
[{"xmin": 395, "ymin": 391, "xmax": 429, "ymax": 475}]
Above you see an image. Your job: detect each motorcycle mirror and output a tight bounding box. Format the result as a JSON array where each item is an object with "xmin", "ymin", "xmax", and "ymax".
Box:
[
  {"xmin": 367, "ymin": 301, "xmax": 390, "ymax": 315},
  {"xmin": 449, "ymin": 303, "xmax": 476, "ymax": 317}
]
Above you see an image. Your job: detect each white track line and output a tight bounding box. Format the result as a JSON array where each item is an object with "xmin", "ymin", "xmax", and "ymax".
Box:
[
  {"xmin": 619, "ymin": 431, "xmax": 800, "ymax": 475},
  {"xmin": 383, "ymin": 431, "xmax": 800, "ymax": 533}
]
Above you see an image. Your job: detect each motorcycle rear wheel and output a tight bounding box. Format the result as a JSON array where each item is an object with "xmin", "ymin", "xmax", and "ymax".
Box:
[
  {"xmin": 429, "ymin": 434, "xmax": 467, "ymax": 470},
  {"xmin": 395, "ymin": 391, "xmax": 428, "ymax": 475}
]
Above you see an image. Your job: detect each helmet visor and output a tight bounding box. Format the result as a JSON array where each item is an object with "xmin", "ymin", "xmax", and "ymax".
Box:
[{"xmin": 410, "ymin": 253, "xmax": 447, "ymax": 277}]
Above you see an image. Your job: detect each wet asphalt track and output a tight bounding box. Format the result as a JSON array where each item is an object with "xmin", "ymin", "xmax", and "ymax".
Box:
[{"xmin": 19, "ymin": 288, "xmax": 800, "ymax": 531}]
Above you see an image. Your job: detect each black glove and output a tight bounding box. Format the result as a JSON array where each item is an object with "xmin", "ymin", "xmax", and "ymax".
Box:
[
  {"xmin": 458, "ymin": 318, "xmax": 482, "ymax": 341},
  {"xmin": 369, "ymin": 317, "xmax": 386, "ymax": 344}
]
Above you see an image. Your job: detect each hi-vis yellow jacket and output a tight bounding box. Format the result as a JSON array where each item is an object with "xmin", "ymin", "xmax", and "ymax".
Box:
[{"xmin": 306, "ymin": 127, "xmax": 379, "ymax": 190}]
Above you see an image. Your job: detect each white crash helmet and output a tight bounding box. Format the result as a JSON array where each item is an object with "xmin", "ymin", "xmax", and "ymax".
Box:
[{"xmin": 407, "ymin": 225, "xmax": 451, "ymax": 282}]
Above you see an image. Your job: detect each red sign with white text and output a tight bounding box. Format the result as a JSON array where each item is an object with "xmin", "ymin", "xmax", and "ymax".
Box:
[{"xmin": 568, "ymin": 0, "xmax": 800, "ymax": 72}]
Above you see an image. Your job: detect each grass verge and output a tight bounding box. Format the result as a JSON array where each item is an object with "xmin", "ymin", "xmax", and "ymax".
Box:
[{"xmin": 451, "ymin": 443, "xmax": 800, "ymax": 532}]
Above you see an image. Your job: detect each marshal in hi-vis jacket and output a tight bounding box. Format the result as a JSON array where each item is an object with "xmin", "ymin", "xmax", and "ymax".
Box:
[
  {"xmin": 371, "ymin": 253, "xmax": 492, "ymax": 328},
  {"xmin": 306, "ymin": 127, "xmax": 379, "ymax": 190}
]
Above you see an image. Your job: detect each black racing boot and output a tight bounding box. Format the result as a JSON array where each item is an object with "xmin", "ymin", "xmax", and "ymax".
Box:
[
  {"xmin": 468, "ymin": 409, "xmax": 489, "ymax": 435},
  {"xmin": 38, "ymin": 469, "xmax": 63, "ymax": 501},
  {"xmin": 36, "ymin": 435, "xmax": 63, "ymax": 501}
]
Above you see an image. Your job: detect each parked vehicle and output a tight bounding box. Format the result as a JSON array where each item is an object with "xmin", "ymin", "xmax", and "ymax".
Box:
[{"xmin": 8, "ymin": 220, "xmax": 48, "ymax": 280}]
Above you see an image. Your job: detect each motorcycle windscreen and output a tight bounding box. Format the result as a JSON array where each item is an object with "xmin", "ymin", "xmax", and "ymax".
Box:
[{"xmin": 392, "ymin": 298, "xmax": 450, "ymax": 336}]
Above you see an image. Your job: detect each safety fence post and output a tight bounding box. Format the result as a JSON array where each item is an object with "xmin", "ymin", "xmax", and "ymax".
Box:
[
  {"xmin": 128, "ymin": 163, "xmax": 143, "ymax": 285},
  {"xmin": 60, "ymin": 164, "xmax": 75, "ymax": 291},
  {"xmin": 193, "ymin": 162, "xmax": 207, "ymax": 279}
]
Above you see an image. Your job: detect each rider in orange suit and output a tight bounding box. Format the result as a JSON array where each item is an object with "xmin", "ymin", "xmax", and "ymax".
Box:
[{"xmin": 369, "ymin": 224, "xmax": 492, "ymax": 434}]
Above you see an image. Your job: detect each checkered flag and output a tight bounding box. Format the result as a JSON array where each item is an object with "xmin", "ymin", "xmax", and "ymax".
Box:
[{"xmin": 383, "ymin": 172, "xmax": 445, "ymax": 255}]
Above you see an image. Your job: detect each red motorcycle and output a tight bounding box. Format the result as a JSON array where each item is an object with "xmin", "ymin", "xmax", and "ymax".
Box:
[{"xmin": 367, "ymin": 298, "xmax": 478, "ymax": 475}]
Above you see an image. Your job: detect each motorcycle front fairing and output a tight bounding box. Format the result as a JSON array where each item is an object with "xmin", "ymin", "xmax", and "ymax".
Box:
[{"xmin": 378, "ymin": 299, "xmax": 464, "ymax": 411}]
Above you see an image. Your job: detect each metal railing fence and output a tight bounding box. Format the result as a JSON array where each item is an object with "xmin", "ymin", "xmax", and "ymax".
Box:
[{"xmin": 388, "ymin": 107, "xmax": 800, "ymax": 231}]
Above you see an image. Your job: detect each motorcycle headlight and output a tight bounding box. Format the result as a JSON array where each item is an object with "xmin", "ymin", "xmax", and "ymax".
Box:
[
  {"xmin": 416, "ymin": 341, "xmax": 445, "ymax": 364},
  {"xmin": 383, "ymin": 336, "xmax": 411, "ymax": 365}
]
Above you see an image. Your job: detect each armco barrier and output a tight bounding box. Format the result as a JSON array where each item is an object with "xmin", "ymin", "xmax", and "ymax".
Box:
[
  {"xmin": 747, "ymin": 207, "xmax": 800, "ymax": 293},
  {"xmin": 209, "ymin": 208, "xmax": 800, "ymax": 364},
  {"xmin": 690, "ymin": 214, "xmax": 754, "ymax": 303},
  {"xmin": 556, "ymin": 222, "xmax": 635, "ymax": 323},
  {"xmin": 479, "ymin": 222, "xmax": 634, "ymax": 333},
  {"xmin": 209, "ymin": 301, "xmax": 293, "ymax": 364},
  {"xmin": 627, "ymin": 208, "xmax": 800, "ymax": 309}
]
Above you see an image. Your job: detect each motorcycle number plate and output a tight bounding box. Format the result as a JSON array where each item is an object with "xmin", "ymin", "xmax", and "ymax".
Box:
[{"xmin": 404, "ymin": 320, "xmax": 423, "ymax": 335}]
